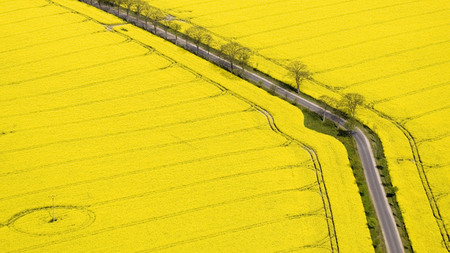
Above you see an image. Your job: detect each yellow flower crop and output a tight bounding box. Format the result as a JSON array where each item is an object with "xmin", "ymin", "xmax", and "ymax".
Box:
[{"xmin": 0, "ymin": 0, "xmax": 372, "ymax": 252}]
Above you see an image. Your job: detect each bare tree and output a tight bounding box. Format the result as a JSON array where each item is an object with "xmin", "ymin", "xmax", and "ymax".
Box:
[
  {"xmin": 287, "ymin": 61, "xmax": 312, "ymax": 94},
  {"xmin": 186, "ymin": 26, "xmax": 209, "ymax": 54},
  {"xmin": 339, "ymin": 93, "xmax": 365, "ymax": 119}
]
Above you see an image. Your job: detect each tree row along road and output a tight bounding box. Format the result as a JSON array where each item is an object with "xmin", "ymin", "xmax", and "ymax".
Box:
[{"xmin": 79, "ymin": 1, "xmax": 405, "ymax": 252}]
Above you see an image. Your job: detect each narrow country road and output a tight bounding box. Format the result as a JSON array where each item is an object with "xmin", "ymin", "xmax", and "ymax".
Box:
[{"xmin": 78, "ymin": 2, "xmax": 405, "ymax": 252}]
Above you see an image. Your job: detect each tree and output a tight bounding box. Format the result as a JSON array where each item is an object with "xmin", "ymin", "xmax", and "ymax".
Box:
[
  {"xmin": 139, "ymin": 1, "xmax": 150, "ymax": 20},
  {"xmin": 146, "ymin": 7, "xmax": 165, "ymax": 34},
  {"xmin": 122, "ymin": 0, "xmax": 133, "ymax": 19},
  {"xmin": 319, "ymin": 95, "xmax": 339, "ymax": 123},
  {"xmin": 142, "ymin": 4, "xmax": 151, "ymax": 29},
  {"xmin": 133, "ymin": 0, "xmax": 148, "ymax": 16},
  {"xmin": 168, "ymin": 22, "xmax": 181, "ymax": 44},
  {"xmin": 220, "ymin": 42, "xmax": 252, "ymax": 73},
  {"xmin": 185, "ymin": 26, "xmax": 209, "ymax": 54},
  {"xmin": 129, "ymin": 0, "xmax": 141, "ymax": 17},
  {"xmin": 220, "ymin": 42, "xmax": 241, "ymax": 72},
  {"xmin": 160, "ymin": 20, "xmax": 172, "ymax": 39},
  {"xmin": 202, "ymin": 33, "xmax": 213, "ymax": 57},
  {"xmin": 98, "ymin": 0, "xmax": 113, "ymax": 8},
  {"xmin": 339, "ymin": 93, "xmax": 365, "ymax": 119},
  {"xmin": 287, "ymin": 61, "xmax": 312, "ymax": 94},
  {"xmin": 112, "ymin": 0, "xmax": 124, "ymax": 14},
  {"xmin": 235, "ymin": 46, "xmax": 252, "ymax": 73}
]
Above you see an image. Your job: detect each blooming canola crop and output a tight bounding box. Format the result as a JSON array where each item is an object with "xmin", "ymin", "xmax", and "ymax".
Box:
[{"xmin": 0, "ymin": 0, "xmax": 372, "ymax": 252}]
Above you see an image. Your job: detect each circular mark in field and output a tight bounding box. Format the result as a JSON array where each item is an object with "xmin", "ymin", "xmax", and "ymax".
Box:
[{"xmin": 7, "ymin": 206, "xmax": 95, "ymax": 236}]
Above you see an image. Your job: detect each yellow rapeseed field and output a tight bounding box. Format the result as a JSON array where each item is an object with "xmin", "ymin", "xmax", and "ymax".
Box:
[
  {"xmin": 0, "ymin": 0, "xmax": 372, "ymax": 252},
  {"xmin": 144, "ymin": 0, "xmax": 450, "ymax": 251}
]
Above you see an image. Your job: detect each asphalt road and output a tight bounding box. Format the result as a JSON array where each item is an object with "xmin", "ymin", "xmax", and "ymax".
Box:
[{"xmin": 80, "ymin": 2, "xmax": 405, "ymax": 252}]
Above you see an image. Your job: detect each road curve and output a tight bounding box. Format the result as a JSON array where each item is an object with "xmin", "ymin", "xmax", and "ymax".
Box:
[{"xmin": 77, "ymin": 1, "xmax": 405, "ymax": 252}]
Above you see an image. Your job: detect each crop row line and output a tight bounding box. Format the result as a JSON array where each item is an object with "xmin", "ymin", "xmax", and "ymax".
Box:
[
  {"xmin": 416, "ymin": 133, "xmax": 450, "ymax": 145},
  {"xmin": 317, "ymin": 39, "xmax": 450, "ymax": 74},
  {"xmin": 401, "ymin": 105, "xmax": 450, "ymax": 123},
  {"xmin": 45, "ymin": 0, "xmax": 122, "ymax": 27},
  {"xmin": 235, "ymin": 0, "xmax": 425, "ymax": 39},
  {"xmin": 258, "ymin": 9, "xmax": 450, "ymax": 51},
  {"xmin": 91, "ymin": 163, "xmax": 313, "ymax": 207},
  {"xmin": 0, "ymin": 107, "xmax": 257, "ymax": 155},
  {"xmin": 168, "ymin": 0, "xmax": 229, "ymax": 9},
  {"xmin": 206, "ymin": 0, "xmax": 356, "ymax": 29},
  {"xmin": 1, "ymin": 49, "xmax": 150, "ymax": 87},
  {"xmin": 0, "ymin": 17, "xmax": 91, "ymax": 40},
  {"xmin": 0, "ymin": 2, "xmax": 49, "ymax": 16},
  {"xmin": 0, "ymin": 35, "xmax": 130, "ymax": 71},
  {"xmin": 9, "ymin": 86, "xmax": 219, "ymax": 135},
  {"xmin": 194, "ymin": 0, "xmax": 297, "ymax": 21},
  {"xmin": 0, "ymin": 78, "xmax": 217, "ymax": 119},
  {"xmin": 344, "ymin": 59, "xmax": 450, "ymax": 89},
  {"xmin": 370, "ymin": 80, "xmax": 450, "ymax": 105},
  {"xmin": 0, "ymin": 142, "xmax": 288, "ymax": 203},
  {"xmin": 1, "ymin": 144, "xmax": 288, "ymax": 202},
  {"xmin": 274, "ymin": 235, "xmax": 332, "ymax": 253},
  {"xmin": 0, "ymin": 28, "xmax": 103, "ymax": 54},
  {"xmin": 11, "ymin": 204, "xmax": 324, "ymax": 253},
  {"xmin": 1, "ymin": 56, "xmax": 183, "ymax": 116},
  {"xmin": 423, "ymin": 163, "xmax": 450, "ymax": 172},
  {"xmin": 138, "ymin": 207, "xmax": 323, "ymax": 253},
  {"xmin": 0, "ymin": 7, "xmax": 69, "ymax": 27},
  {"xmin": 0, "ymin": 63, "xmax": 176, "ymax": 103}
]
